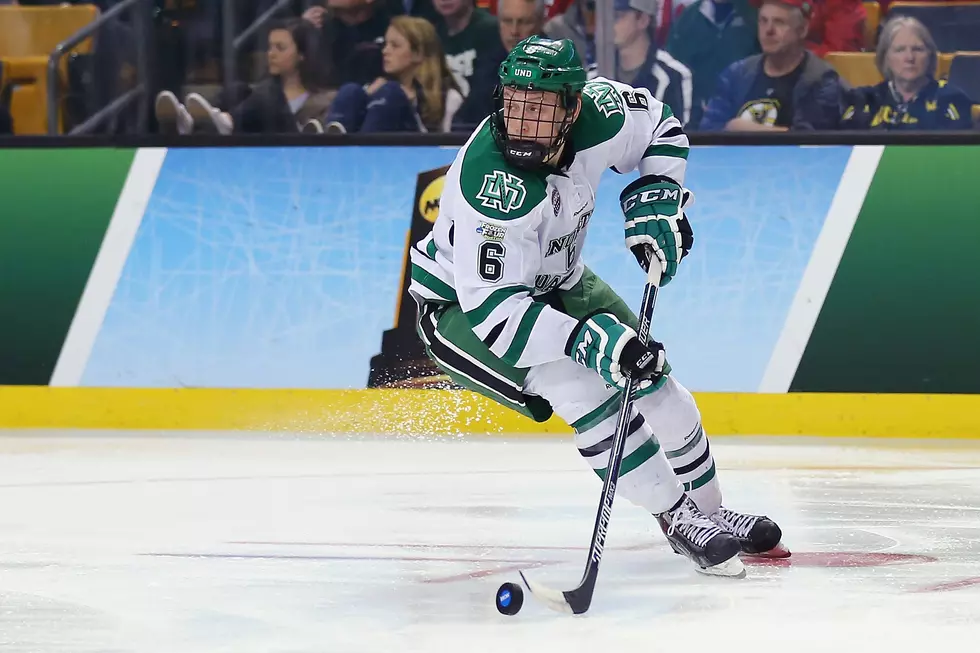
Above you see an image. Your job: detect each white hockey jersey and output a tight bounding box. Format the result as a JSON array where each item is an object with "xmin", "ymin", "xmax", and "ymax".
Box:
[{"xmin": 408, "ymin": 77, "xmax": 689, "ymax": 370}]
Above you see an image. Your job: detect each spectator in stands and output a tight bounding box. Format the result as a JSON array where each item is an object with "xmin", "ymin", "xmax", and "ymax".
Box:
[
  {"xmin": 452, "ymin": 0, "xmax": 546, "ymax": 131},
  {"xmin": 656, "ymin": 0, "xmax": 701, "ymax": 47},
  {"xmin": 323, "ymin": 15, "xmax": 464, "ymax": 132},
  {"xmin": 385, "ymin": 0, "xmax": 444, "ymax": 27},
  {"xmin": 484, "ymin": 0, "xmax": 574, "ymax": 19},
  {"xmin": 155, "ymin": 19, "xmax": 331, "ymax": 134},
  {"xmin": 699, "ymin": 0, "xmax": 846, "ymax": 130},
  {"xmin": 665, "ymin": 0, "xmax": 760, "ymax": 128},
  {"xmin": 434, "ymin": 0, "xmax": 501, "ymax": 102},
  {"xmin": 303, "ymin": 0, "xmax": 393, "ymax": 88},
  {"xmin": 614, "ymin": 0, "xmax": 694, "ymax": 126},
  {"xmin": 544, "ymin": 0, "xmax": 596, "ymax": 71},
  {"xmin": 790, "ymin": 0, "xmax": 866, "ymax": 57},
  {"xmin": 498, "ymin": 0, "xmax": 546, "ymax": 52},
  {"xmin": 840, "ymin": 16, "xmax": 973, "ymax": 129}
]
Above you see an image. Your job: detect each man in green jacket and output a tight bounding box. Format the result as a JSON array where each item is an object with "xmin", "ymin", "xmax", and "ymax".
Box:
[{"xmin": 665, "ymin": 0, "xmax": 760, "ymax": 128}]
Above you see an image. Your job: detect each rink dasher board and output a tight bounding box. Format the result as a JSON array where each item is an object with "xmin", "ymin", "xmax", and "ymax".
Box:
[{"xmin": 0, "ymin": 387, "xmax": 977, "ymax": 438}]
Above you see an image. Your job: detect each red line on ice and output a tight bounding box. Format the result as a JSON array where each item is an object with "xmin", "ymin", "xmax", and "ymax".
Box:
[
  {"xmin": 911, "ymin": 577, "xmax": 980, "ymax": 593},
  {"xmin": 423, "ymin": 561, "xmax": 554, "ymax": 584},
  {"xmin": 228, "ymin": 541, "xmax": 659, "ymax": 552}
]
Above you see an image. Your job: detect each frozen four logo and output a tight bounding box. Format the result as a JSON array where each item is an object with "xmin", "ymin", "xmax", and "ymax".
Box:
[
  {"xmin": 477, "ymin": 170, "xmax": 527, "ymax": 214},
  {"xmin": 476, "ymin": 222, "xmax": 507, "ymax": 241}
]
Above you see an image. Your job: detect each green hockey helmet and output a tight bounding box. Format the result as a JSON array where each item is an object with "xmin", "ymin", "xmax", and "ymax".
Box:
[{"xmin": 491, "ymin": 37, "xmax": 587, "ymax": 169}]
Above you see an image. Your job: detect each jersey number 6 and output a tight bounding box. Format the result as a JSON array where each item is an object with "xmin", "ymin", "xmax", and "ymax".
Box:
[
  {"xmin": 621, "ymin": 90, "xmax": 649, "ymax": 111},
  {"xmin": 478, "ymin": 241, "xmax": 506, "ymax": 282}
]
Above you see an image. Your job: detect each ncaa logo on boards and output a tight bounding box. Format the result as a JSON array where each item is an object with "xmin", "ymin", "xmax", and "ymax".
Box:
[
  {"xmin": 552, "ymin": 188, "xmax": 561, "ymax": 216},
  {"xmin": 418, "ymin": 175, "xmax": 445, "ymax": 223}
]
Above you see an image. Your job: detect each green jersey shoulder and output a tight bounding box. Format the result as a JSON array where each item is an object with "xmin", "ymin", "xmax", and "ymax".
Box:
[
  {"xmin": 571, "ymin": 79, "xmax": 628, "ymax": 151},
  {"xmin": 459, "ymin": 122, "xmax": 549, "ymax": 222}
]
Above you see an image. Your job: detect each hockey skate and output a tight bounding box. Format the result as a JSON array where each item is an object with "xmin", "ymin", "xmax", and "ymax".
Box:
[
  {"xmin": 656, "ymin": 496, "xmax": 746, "ymax": 578},
  {"xmin": 710, "ymin": 507, "xmax": 791, "ymax": 559}
]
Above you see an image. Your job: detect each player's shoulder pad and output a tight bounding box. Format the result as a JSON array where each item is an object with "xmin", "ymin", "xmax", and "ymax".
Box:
[
  {"xmin": 459, "ymin": 122, "xmax": 548, "ymax": 222},
  {"xmin": 571, "ymin": 78, "xmax": 627, "ymax": 151}
]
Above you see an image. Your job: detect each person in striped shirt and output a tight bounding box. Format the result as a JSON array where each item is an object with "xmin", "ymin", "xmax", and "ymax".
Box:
[
  {"xmin": 408, "ymin": 36, "xmax": 789, "ymax": 577},
  {"xmin": 613, "ymin": 0, "xmax": 695, "ymax": 126}
]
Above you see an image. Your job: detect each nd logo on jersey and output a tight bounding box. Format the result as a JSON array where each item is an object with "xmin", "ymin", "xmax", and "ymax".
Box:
[
  {"xmin": 583, "ymin": 83, "xmax": 624, "ymax": 118},
  {"xmin": 477, "ymin": 170, "xmax": 527, "ymax": 213}
]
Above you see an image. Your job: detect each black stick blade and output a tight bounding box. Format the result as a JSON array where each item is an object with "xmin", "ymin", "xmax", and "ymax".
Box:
[{"xmin": 518, "ymin": 571, "xmax": 597, "ymax": 615}]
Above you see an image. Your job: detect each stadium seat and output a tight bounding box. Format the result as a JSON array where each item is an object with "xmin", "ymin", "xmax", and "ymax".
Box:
[
  {"xmin": 863, "ymin": 1, "xmax": 881, "ymax": 49},
  {"xmin": 885, "ymin": 2, "xmax": 980, "ymax": 53},
  {"xmin": 947, "ymin": 51, "xmax": 980, "ymax": 103},
  {"xmin": 937, "ymin": 51, "xmax": 954, "ymax": 78},
  {"xmin": 825, "ymin": 51, "xmax": 884, "ymax": 86},
  {"xmin": 2, "ymin": 57, "xmax": 47, "ymax": 135},
  {"xmin": 0, "ymin": 5, "xmax": 99, "ymax": 58},
  {"xmin": 0, "ymin": 5, "xmax": 100, "ymax": 134}
]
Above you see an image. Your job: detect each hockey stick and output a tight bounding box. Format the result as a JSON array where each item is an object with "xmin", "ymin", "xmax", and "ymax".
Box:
[{"xmin": 519, "ymin": 262, "xmax": 663, "ymax": 615}]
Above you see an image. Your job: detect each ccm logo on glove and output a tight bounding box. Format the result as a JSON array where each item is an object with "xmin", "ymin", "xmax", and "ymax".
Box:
[
  {"xmin": 620, "ymin": 174, "xmax": 694, "ymax": 286},
  {"xmin": 620, "ymin": 186, "xmax": 681, "ymax": 212}
]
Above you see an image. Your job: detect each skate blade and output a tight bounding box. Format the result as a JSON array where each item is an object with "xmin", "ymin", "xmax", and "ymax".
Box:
[
  {"xmin": 696, "ymin": 555, "xmax": 746, "ymax": 578},
  {"xmin": 742, "ymin": 542, "xmax": 792, "ymax": 559}
]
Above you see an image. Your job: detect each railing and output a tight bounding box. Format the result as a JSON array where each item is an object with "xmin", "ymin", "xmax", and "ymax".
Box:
[
  {"xmin": 46, "ymin": 0, "xmax": 153, "ymax": 135},
  {"xmin": 5, "ymin": 130, "xmax": 980, "ymax": 150},
  {"xmin": 222, "ymin": 0, "xmax": 296, "ymax": 104}
]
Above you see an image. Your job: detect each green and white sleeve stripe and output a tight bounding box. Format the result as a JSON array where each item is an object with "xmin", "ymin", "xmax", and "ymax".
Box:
[
  {"xmin": 408, "ymin": 235, "xmax": 457, "ymax": 303},
  {"xmin": 639, "ymin": 103, "xmax": 689, "ymax": 183},
  {"xmin": 462, "ymin": 286, "xmax": 577, "ymax": 367}
]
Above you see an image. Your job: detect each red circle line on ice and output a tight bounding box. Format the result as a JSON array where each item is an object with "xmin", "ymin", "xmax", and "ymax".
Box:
[{"xmin": 743, "ymin": 552, "xmax": 938, "ymax": 568}]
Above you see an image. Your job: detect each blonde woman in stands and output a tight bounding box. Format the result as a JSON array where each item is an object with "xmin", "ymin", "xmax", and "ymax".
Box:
[
  {"xmin": 322, "ymin": 15, "xmax": 464, "ymax": 133},
  {"xmin": 839, "ymin": 16, "xmax": 972, "ymax": 130},
  {"xmin": 155, "ymin": 19, "xmax": 332, "ymax": 134}
]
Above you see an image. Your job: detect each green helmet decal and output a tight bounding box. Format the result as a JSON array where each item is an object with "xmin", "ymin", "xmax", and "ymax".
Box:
[{"xmin": 498, "ymin": 37, "xmax": 587, "ymax": 95}]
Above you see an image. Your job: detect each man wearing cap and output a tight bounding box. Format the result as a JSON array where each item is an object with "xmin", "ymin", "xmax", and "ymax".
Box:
[
  {"xmin": 614, "ymin": 0, "xmax": 695, "ymax": 126},
  {"xmin": 698, "ymin": 0, "xmax": 846, "ymax": 130}
]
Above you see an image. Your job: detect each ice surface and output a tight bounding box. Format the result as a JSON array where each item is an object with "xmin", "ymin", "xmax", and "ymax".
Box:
[{"xmin": 0, "ymin": 431, "xmax": 977, "ymax": 652}]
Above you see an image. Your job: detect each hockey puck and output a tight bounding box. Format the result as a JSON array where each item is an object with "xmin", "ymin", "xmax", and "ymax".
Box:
[{"xmin": 495, "ymin": 581, "xmax": 524, "ymax": 615}]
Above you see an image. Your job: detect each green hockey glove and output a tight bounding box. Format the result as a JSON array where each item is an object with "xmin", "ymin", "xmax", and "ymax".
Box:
[
  {"xmin": 565, "ymin": 312, "xmax": 666, "ymax": 390},
  {"xmin": 620, "ymin": 174, "xmax": 694, "ymax": 286}
]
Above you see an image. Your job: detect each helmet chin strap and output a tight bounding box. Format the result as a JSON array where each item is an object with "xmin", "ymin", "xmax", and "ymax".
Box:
[{"xmin": 504, "ymin": 140, "xmax": 550, "ymax": 169}]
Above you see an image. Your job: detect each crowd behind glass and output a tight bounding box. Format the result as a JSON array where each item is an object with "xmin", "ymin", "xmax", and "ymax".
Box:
[{"xmin": 1, "ymin": 0, "xmax": 978, "ymax": 136}]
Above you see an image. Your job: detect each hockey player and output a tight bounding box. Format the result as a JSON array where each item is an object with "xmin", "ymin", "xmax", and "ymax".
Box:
[{"xmin": 408, "ymin": 36, "xmax": 789, "ymax": 577}]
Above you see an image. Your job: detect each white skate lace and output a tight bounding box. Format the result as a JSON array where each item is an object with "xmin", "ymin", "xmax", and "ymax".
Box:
[
  {"xmin": 711, "ymin": 508, "xmax": 758, "ymax": 538},
  {"xmin": 666, "ymin": 499, "xmax": 725, "ymax": 548}
]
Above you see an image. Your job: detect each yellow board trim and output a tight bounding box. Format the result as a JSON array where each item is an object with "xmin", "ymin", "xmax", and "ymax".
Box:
[{"xmin": 0, "ymin": 387, "xmax": 978, "ymax": 438}]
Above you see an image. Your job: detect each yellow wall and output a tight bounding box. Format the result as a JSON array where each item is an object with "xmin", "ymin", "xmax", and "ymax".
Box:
[{"xmin": 1, "ymin": 388, "xmax": 977, "ymax": 438}]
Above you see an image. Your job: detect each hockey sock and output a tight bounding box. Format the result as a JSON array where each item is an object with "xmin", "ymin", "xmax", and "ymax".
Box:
[
  {"xmin": 574, "ymin": 404, "xmax": 684, "ymax": 515},
  {"xmin": 524, "ymin": 358, "xmax": 685, "ymax": 516},
  {"xmin": 634, "ymin": 376, "xmax": 722, "ymax": 515},
  {"xmin": 663, "ymin": 422, "xmax": 721, "ymax": 515}
]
